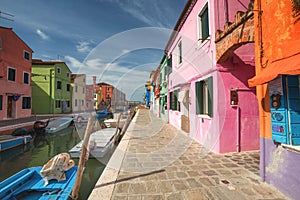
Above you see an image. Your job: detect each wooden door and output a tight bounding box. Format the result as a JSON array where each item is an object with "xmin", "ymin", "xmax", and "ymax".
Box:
[{"xmin": 7, "ymin": 96, "xmax": 12, "ymax": 118}]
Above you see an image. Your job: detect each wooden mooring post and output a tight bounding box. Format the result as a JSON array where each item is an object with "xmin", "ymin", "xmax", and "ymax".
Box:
[{"xmin": 71, "ymin": 116, "xmax": 95, "ymax": 199}]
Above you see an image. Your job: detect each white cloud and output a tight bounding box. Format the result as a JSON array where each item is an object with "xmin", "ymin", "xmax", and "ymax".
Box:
[
  {"xmin": 76, "ymin": 41, "xmax": 92, "ymax": 53},
  {"xmin": 36, "ymin": 29, "xmax": 49, "ymax": 40}
]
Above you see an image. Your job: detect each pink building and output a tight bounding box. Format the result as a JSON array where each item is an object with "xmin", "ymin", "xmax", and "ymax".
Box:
[
  {"xmin": 166, "ymin": 0, "xmax": 259, "ymax": 153},
  {"xmin": 0, "ymin": 27, "xmax": 33, "ymax": 120}
]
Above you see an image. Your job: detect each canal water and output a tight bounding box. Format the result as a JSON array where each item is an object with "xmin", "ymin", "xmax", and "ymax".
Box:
[{"xmin": 0, "ymin": 125, "xmax": 108, "ymax": 200}]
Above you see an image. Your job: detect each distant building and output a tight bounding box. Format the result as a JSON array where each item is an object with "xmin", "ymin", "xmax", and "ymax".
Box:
[
  {"xmin": 71, "ymin": 74, "xmax": 86, "ymax": 113},
  {"xmin": 97, "ymin": 82, "xmax": 126, "ymax": 111},
  {"xmin": 85, "ymin": 84, "xmax": 95, "ymax": 111},
  {"xmin": 31, "ymin": 59, "xmax": 72, "ymax": 114},
  {"xmin": 0, "ymin": 26, "xmax": 33, "ymax": 120}
]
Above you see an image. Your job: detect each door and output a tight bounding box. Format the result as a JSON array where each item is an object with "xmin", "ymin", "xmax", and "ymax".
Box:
[{"xmin": 7, "ymin": 96, "xmax": 13, "ymax": 118}]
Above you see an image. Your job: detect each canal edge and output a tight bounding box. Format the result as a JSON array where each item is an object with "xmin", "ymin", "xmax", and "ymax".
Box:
[{"xmin": 88, "ymin": 110, "xmax": 139, "ymax": 199}]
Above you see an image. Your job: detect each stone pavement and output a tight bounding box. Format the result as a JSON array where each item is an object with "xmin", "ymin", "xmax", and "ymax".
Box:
[{"xmin": 89, "ymin": 109, "xmax": 289, "ymax": 200}]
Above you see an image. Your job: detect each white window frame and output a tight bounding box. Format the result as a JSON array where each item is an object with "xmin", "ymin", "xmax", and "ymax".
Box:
[
  {"xmin": 24, "ymin": 50, "xmax": 31, "ymax": 61},
  {"xmin": 8, "ymin": 67, "xmax": 16, "ymax": 82},
  {"xmin": 177, "ymin": 40, "xmax": 182, "ymax": 66},
  {"xmin": 23, "ymin": 72, "xmax": 30, "ymax": 84},
  {"xmin": 197, "ymin": 3, "xmax": 210, "ymax": 46}
]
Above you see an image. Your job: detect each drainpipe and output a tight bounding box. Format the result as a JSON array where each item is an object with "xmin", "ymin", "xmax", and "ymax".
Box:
[{"xmin": 236, "ymin": 105, "xmax": 240, "ymax": 152}]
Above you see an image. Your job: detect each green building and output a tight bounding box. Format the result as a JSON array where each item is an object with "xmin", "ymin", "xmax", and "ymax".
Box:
[
  {"xmin": 159, "ymin": 54, "xmax": 172, "ymax": 122},
  {"xmin": 31, "ymin": 59, "xmax": 72, "ymax": 114}
]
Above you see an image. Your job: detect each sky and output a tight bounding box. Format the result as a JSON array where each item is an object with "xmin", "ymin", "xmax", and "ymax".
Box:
[{"xmin": 0, "ymin": 0, "xmax": 187, "ymax": 101}]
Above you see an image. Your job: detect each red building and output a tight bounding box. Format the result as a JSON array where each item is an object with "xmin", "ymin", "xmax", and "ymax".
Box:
[
  {"xmin": 98, "ymin": 82, "xmax": 114, "ymax": 106},
  {"xmin": 0, "ymin": 27, "xmax": 33, "ymax": 120}
]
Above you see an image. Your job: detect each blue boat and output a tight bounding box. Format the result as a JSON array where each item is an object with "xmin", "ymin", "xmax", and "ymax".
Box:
[
  {"xmin": 96, "ymin": 110, "xmax": 113, "ymax": 120},
  {"xmin": 0, "ymin": 166, "xmax": 77, "ymax": 200},
  {"xmin": 0, "ymin": 135, "xmax": 31, "ymax": 152}
]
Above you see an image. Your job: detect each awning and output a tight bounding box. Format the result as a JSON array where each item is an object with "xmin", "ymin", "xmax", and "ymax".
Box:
[{"xmin": 248, "ymin": 52, "xmax": 300, "ymax": 87}]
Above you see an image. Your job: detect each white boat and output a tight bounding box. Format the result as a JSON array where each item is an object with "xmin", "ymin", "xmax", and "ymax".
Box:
[
  {"xmin": 69, "ymin": 128, "xmax": 119, "ymax": 158},
  {"xmin": 104, "ymin": 118, "xmax": 126, "ymax": 128},
  {"xmin": 45, "ymin": 117, "xmax": 73, "ymax": 134}
]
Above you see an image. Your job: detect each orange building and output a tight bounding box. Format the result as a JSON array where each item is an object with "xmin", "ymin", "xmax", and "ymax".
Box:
[
  {"xmin": 248, "ymin": 0, "xmax": 300, "ymax": 198},
  {"xmin": 0, "ymin": 26, "xmax": 33, "ymax": 120}
]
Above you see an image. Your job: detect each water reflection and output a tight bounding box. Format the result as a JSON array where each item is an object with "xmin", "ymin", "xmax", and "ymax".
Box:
[{"xmin": 0, "ymin": 125, "xmax": 106, "ymax": 200}]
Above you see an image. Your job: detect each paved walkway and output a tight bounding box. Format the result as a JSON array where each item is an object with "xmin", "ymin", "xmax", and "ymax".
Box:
[{"xmin": 89, "ymin": 109, "xmax": 289, "ymax": 200}]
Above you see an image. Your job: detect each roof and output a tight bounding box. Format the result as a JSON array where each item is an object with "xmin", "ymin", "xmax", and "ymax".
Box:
[
  {"xmin": 0, "ymin": 26, "xmax": 33, "ymax": 52},
  {"xmin": 32, "ymin": 59, "xmax": 72, "ymax": 73},
  {"xmin": 32, "ymin": 59, "xmax": 65, "ymax": 65},
  {"xmin": 71, "ymin": 74, "xmax": 85, "ymax": 80}
]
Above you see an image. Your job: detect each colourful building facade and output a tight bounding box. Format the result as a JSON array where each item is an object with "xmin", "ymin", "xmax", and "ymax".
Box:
[
  {"xmin": 248, "ymin": 0, "xmax": 300, "ymax": 199},
  {"xmin": 32, "ymin": 59, "xmax": 72, "ymax": 114},
  {"xmin": 71, "ymin": 74, "xmax": 86, "ymax": 113},
  {"xmin": 166, "ymin": 0, "xmax": 259, "ymax": 153},
  {"xmin": 0, "ymin": 27, "xmax": 33, "ymax": 120}
]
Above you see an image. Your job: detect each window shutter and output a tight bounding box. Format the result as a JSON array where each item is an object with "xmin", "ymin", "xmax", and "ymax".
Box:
[
  {"xmin": 207, "ymin": 77, "xmax": 213, "ymax": 117},
  {"xmin": 195, "ymin": 81, "xmax": 203, "ymax": 114}
]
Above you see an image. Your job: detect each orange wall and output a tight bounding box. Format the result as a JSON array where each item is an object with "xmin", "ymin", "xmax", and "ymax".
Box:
[{"xmin": 254, "ymin": 0, "xmax": 300, "ymax": 138}]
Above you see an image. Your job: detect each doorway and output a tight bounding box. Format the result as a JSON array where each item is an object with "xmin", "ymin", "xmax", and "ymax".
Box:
[{"xmin": 7, "ymin": 96, "xmax": 16, "ymax": 118}]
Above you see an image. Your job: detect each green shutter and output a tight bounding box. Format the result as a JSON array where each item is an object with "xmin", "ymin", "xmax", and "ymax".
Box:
[
  {"xmin": 207, "ymin": 77, "xmax": 213, "ymax": 117},
  {"xmin": 195, "ymin": 81, "xmax": 203, "ymax": 114}
]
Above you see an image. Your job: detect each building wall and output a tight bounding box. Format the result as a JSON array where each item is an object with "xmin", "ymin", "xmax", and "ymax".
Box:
[
  {"xmin": 31, "ymin": 66, "xmax": 52, "ymax": 114},
  {"xmin": 85, "ymin": 85, "xmax": 95, "ymax": 111},
  {"xmin": 0, "ymin": 27, "xmax": 33, "ymax": 120},
  {"xmin": 32, "ymin": 62, "xmax": 71, "ymax": 114},
  {"xmin": 254, "ymin": 0, "xmax": 300, "ymax": 198},
  {"xmin": 167, "ymin": 0, "xmax": 258, "ymax": 153},
  {"xmin": 71, "ymin": 74, "xmax": 86, "ymax": 113}
]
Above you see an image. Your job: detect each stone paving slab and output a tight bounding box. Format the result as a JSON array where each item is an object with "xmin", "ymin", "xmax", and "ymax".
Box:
[{"xmin": 89, "ymin": 109, "xmax": 289, "ymax": 200}]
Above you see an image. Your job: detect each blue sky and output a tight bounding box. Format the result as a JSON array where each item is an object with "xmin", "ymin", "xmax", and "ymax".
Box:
[{"xmin": 0, "ymin": 0, "xmax": 187, "ymax": 101}]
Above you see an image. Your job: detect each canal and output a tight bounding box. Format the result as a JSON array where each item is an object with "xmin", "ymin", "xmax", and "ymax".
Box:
[{"xmin": 0, "ymin": 125, "xmax": 108, "ymax": 200}]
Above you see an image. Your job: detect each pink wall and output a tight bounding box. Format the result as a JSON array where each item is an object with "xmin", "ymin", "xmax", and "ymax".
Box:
[{"xmin": 167, "ymin": 0, "xmax": 259, "ymax": 153}]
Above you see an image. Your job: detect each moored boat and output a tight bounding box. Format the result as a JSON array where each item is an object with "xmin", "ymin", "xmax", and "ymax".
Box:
[
  {"xmin": 45, "ymin": 117, "xmax": 73, "ymax": 134},
  {"xmin": 69, "ymin": 127, "xmax": 119, "ymax": 158},
  {"xmin": 0, "ymin": 153, "xmax": 77, "ymax": 200},
  {"xmin": 0, "ymin": 135, "xmax": 31, "ymax": 152}
]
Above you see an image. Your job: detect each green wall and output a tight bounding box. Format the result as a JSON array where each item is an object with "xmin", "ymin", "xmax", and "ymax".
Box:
[{"xmin": 32, "ymin": 62, "xmax": 71, "ymax": 114}]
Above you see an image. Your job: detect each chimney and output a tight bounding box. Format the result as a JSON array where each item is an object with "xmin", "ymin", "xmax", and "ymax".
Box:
[{"xmin": 93, "ymin": 76, "xmax": 96, "ymax": 92}]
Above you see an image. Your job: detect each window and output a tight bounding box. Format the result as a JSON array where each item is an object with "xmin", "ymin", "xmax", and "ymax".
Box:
[
  {"xmin": 66, "ymin": 72, "xmax": 70, "ymax": 78},
  {"xmin": 196, "ymin": 77, "xmax": 213, "ymax": 117},
  {"xmin": 83, "ymin": 88, "xmax": 85, "ymax": 94},
  {"xmin": 57, "ymin": 67, "xmax": 61, "ymax": 74},
  {"xmin": 23, "ymin": 72, "xmax": 29, "ymax": 84},
  {"xmin": 75, "ymin": 99, "xmax": 78, "ymax": 107},
  {"xmin": 66, "ymin": 101, "xmax": 70, "ymax": 107},
  {"xmin": 57, "ymin": 81, "xmax": 62, "ymax": 89},
  {"xmin": 0, "ymin": 95, "xmax": 2, "ymax": 110},
  {"xmin": 75, "ymin": 85, "xmax": 78, "ymax": 92},
  {"xmin": 24, "ymin": 51, "xmax": 30, "ymax": 61},
  {"xmin": 55, "ymin": 100, "xmax": 61, "ymax": 108},
  {"xmin": 178, "ymin": 41, "xmax": 182, "ymax": 64},
  {"xmin": 8, "ymin": 68, "xmax": 16, "ymax": 81},
  {"xmin": 170, "ymin": 89, "xmax": 180, "ymax": 111},
  {"xmin": 198, "ymin": 4, "xmax": 209, "ymax": 43},
  {"xmin": 107, "ymin": 87, "xmax": 109, "ymax": 91},
  {"xmin": 66, "ymin": 84, "xmax": 70, "ymax": 91},
  {"xmin": 82, "ymin": 100, "xmax": 84, "ymax": 106},
  {"xmin": 22, "ymin": 97, "xmax": 31, "ymax": 109},
  {"xmin": 0, "ymin": 37, "xmax": 2, "ymax": 49}
]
